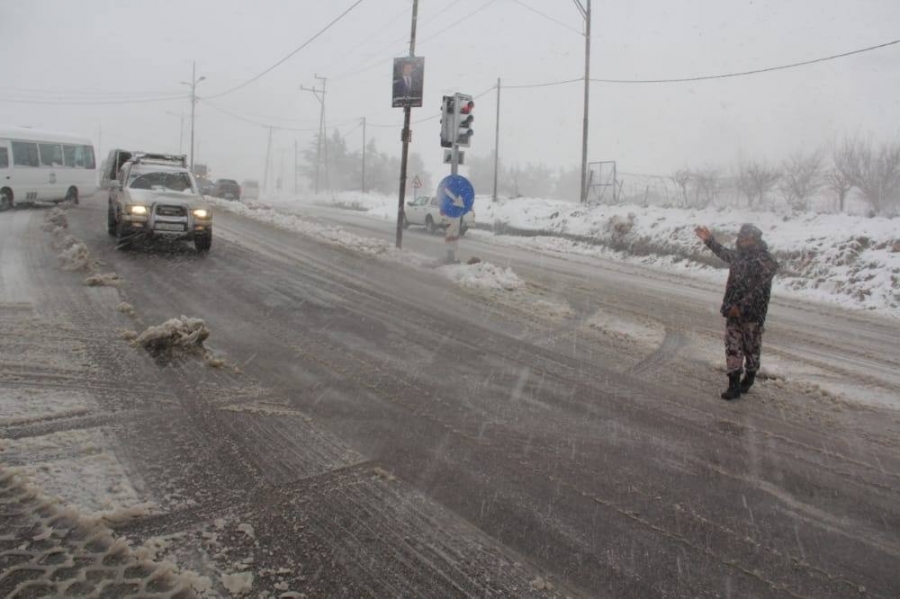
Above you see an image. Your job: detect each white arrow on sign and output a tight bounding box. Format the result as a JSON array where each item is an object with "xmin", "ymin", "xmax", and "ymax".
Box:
[{"xmin": 443, "ymin": 187, "xmax": 465, "ymax": 208}]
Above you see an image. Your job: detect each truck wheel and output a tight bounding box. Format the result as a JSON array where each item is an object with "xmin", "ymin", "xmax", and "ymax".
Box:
[
  {"xmin": 65, "ymin": 187, "xmax": 79, "ymax": 206},
  {"xmin": 0, "ymin": 189, "xmax": 11, "ymax": 212},
  {"xmin": 195, "ymin": 233, "xmax": 212, "ymax": 253},
  {"xmin": 425, "ymin": 216, "xmax": 436, "ymax": 234},
  {"xmin": 116, "ymin": 220, "xmax": 134, "ymax": 250},
  {"xmin": 107, "ymin": 205, "xmax": 117, "ymax": 235}
]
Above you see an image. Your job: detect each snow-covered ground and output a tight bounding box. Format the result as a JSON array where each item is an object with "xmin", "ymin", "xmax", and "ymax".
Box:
[{"xmin": 230, "ymin": 191, "xmax": 900, "ymax": 318}]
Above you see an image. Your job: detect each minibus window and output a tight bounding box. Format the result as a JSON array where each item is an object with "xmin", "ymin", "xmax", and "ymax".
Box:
[
  {"xmin": 0, "ymin": 148, "xmax": 8, "ymax": 169},
  {"xmin": 11, "ymin": 142, "xmax": 39, "ymax": 167},
  {"xmin": 63, "ymin": 145, "xmax": 77, "ymax": 167},
  {"xmin": 39, "ymin": 144, "xmax": 64, "ymax": 167}
]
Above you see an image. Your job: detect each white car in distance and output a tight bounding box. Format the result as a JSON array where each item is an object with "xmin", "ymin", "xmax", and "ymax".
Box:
[
  {"xmin": 107, "ymin": 154, "xmax": 212, "ymax": 252},
  {"xmin": 404, "ymin": 195, "xmax": 474, "ymax": 235}
]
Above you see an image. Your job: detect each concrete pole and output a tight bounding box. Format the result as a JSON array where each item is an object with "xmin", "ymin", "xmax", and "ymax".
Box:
[{"xmin": 578, "ymin": 0, "xmax": 592, "ymax": 204}]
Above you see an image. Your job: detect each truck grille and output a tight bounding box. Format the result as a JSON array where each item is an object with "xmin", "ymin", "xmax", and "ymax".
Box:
[{"xmin": 156, "ymin": 205, "xmax": 187, "ymax": 217}]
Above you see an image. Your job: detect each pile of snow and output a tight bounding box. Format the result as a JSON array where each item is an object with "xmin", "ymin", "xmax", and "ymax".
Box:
[
  {"xmin": 42, "ymin": 206, "xmax": 69, "ymax": 232},
  {"xmin": 84, "ymin": 272, "xmax": 121, "ymax": 287},
  {"xmin": 439, "ymin": 261, "xmax": 524, "ymax": 291},
  {"xmin": 55, "ymin": 235, "xmax": 93, "ymax": 271},
  {"xmin": 134, "ymin": 315, "xmax": 210, "ymax": 355},
  {"xmin": 222, "ymin": 572, "xmax": 254, "ymax": 596}
]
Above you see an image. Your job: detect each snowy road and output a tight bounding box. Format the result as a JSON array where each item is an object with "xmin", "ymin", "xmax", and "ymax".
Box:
[{"xmin": 2, "ymin": 196, "xmax": 899, "ymax": 598}]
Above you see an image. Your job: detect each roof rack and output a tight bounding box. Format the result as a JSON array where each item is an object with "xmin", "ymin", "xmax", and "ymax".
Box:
[{"xmin": 130, "ymin": 152, "xmax": 188, "ymax": 168}]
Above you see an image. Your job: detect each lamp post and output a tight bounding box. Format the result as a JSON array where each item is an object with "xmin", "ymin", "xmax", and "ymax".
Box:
[{"xmin": 180, "ymin": 62, "xmax": 206, "ymax": 171}]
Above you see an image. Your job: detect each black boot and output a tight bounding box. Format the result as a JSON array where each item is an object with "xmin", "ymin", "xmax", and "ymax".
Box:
[
  {"xmin": 721, "ymin": 372, "xmax": 742, "ymax": 400},
  {"xmin": 740, "ymin": 371, "xmax": 756, "ymax": 393}
]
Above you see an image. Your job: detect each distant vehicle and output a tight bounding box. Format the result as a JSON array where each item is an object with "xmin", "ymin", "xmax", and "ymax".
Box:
[
  {"xmin": 212, "ymin": 178, "xmax": 241, "ymax": 200},
  {"xmin": 0, "ymin": 126, "xmax": 97, "ymax": 211},
  {"xmin": 404, "ymin": 195, "xmax": 475, "ymax": 235},
  {"xmin": 106, "ymin": 152, "xmax": 212, "ymax": 252},
  {"xmin": 192, "ymin": 163, "xmax": 209, "ymax": 179},
  {"xmin": 241, "ymin": 179, "xmax": 260, "ymax": 200},
  {"xmin": 195, "ymin": 176, "xmax": 214, "ymax": 195}
]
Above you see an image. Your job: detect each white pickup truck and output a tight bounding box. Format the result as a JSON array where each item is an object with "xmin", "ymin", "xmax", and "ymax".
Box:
[
  {"xmin": 404, "ymin": 195, "xmax": 475, "ymax": 235},
  {"xmin": 106, "ymin": 153, "xmax": 212, "ymax": 252}
]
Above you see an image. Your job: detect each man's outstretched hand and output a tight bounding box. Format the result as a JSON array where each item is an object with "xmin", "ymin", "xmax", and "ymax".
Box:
[{"xmin": 694, "ymin": 226, "xmax": 712, "ymax": 242}]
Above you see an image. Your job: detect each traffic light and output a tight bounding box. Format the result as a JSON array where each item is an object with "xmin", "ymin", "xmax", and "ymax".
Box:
[
  {"xmin": 454, "ymin": 93, "xmax": 474, "ymax": 147},
  {"xmin": 440, "ymin": 95, "xmax": 455, "ymax": 148}
]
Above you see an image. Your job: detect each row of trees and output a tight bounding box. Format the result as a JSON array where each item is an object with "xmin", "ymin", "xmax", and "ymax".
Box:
[
  {"xmin": 300, "ymin": 129, "xmax": 899, "ymax": 215},
  {"xmin": 300, "ymin": 130, "xmax": 432, "ymax": 196},
  {"xmin": 669, "ymin": 138, "xmax": 900, "ymax": 215}
]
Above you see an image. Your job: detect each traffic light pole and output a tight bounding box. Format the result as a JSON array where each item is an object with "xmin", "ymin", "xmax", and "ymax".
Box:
[{"xmin": 396, "ymin": 0, "xmax": 419, "ymax": 250}]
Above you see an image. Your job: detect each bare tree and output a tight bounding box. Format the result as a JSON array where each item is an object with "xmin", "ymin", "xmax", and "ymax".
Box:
[
  {"xmin": 692, "ymin": 169, "xmax": 720, "ymax": 208},
  {"xmin": 846, "ymin": 138, "xmax": 900, "ymax": 215},
  {"xmin": 780, "ymin": 150, "xmax": 823, "ymax": 211},
  {"xmin": 825, "ymin": 139, "xmax": 855, "ymax": 213},
  {"xmin": 670, "ymin": 169, "xmax": 692, "ymax": 207},
  {"xmin": 736, "ymin": 160, "xmax": 781, "ymax": 208}
]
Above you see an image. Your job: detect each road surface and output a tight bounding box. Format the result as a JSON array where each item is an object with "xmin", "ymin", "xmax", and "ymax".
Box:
[{"xmin": 1, "ymin": 195, "xmax": 898, "ymax": 598}]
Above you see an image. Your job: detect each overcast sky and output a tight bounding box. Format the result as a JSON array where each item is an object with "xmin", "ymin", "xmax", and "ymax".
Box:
[{"xmin": 2, "ymin": 0, "xmax": 899, "ymax": 193}]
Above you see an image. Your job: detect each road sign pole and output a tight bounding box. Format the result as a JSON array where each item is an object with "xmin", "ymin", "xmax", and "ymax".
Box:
[{"xmin": 395, "ymin": 0, "xmax": 419, "ymax": 250}]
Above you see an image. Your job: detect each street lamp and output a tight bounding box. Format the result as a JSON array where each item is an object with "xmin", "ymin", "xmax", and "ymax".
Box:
[{"xmin": 180, "ymin": 62, "xmax": 206, "ymax": 171}]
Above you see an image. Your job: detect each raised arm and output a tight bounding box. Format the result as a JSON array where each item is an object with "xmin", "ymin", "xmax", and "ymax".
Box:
[{"xmin": 695, "ymin": 226, "xmax": 735, "ymax": 264}]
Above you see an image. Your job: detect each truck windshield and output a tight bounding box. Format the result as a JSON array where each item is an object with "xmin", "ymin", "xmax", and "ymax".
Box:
[{"xmin": 129, "ymin": 171, "xmax": 195, "ymax": 193}]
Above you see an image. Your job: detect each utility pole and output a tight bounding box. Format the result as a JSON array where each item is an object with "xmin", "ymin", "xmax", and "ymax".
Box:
[
  {"xmin": 493, "ymin": 77, "xmax": 501, "ymax": 202},
  {"xmin": 574, "ymin": 0, "xmax": 591, "ymax": 204},
  {"xmin": 166, "ymin": 111, "xmax": 185, "ymax": 154},
  {"xmin": 361, "ymin": 117, "xmax": 367, "ymax": 193},
  {"xmin": 263, "ymin": 126, "xmax": 273, "ymax": 192},
  {"xmin": 301, "ymin": 75, "xmax": 327, "ymax": 194},
  {"xmin": 294, "ymin": 140, "xmax": 298, "ymax": 195},
  {"xmin": 181, "ymin": 62, "xmax": 207, "ymax": 172},
  {"xmin": 395, "ymin": 0, "xmax": 419, "ymax": 249}
]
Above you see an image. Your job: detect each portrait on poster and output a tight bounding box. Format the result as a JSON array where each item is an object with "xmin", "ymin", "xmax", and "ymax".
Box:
[{"xmin": 392, "ymin": 56, "xmax": 424, "ymax": 108}]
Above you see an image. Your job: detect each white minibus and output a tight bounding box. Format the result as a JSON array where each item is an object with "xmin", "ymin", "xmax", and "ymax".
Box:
[{"xmin": 0, "ymin": 126, "xmax": 98, "ymax": 211}]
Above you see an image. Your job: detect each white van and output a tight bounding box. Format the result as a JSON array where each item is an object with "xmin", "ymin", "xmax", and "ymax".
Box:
[{"xmin": 0, "ymin": 126, "xmax": 97, "ymax": 211}]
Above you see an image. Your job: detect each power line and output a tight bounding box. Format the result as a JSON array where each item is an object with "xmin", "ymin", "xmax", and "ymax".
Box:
[
  {"xmin": 0, "ymin": 86, "xmax": 183, "ymax": 98},
  {"xmin": 332, "ymin": 0, "xmax": 499, "ymax": 83},
  {"xmin": 510, "ymin": 0, "xmax": 582, "ymax": 35},
  {"xmin": 504, "ymin": 77, "xmax": 583, "ymax": 90},
  {"xmin": 417, "ymin": 0, "xmax": 499, "ymax": 45},
  {"xmin": 591, "ymin": 37, "xmax": 900, "ymax": 84},
  {"xmin": 0, "ymin": 95, "xmax": 189, "ymax": 106},
  {"xmin": 201, "ymin": 99, "xmax": 319, "ymax": 132},
  {"xmin": 206, "ymin": 0, "xmax": 368, "ymax": 99}
]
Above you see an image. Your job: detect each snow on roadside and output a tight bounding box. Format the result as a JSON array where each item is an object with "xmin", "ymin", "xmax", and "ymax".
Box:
[
  {"xmin": 439, "ymin": 261, "xmax": 524, "ymax": 291},
  {"xmin": 0, "ymin": 388, "xmax": 95, "ymax": 426},
  {"xmin": 477, "ymin": 197, "xmax": 900, "ymax": 316},
  {"xmin": 2, "ymin": 426, "xmax": 157, "ymax": 522}
]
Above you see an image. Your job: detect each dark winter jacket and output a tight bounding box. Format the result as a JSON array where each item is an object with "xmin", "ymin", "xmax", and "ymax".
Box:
[{"xmin": 705, "ymin": 237, "xmax": 779, "ymax": 325}]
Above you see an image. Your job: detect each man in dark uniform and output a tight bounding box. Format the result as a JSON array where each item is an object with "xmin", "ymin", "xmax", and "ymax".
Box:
[{"xmin": 695, "ymin": 224, "xmax": 779, "ymax": 400}]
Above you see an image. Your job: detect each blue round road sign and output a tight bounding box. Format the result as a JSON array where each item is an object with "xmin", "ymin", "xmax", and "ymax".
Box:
[{"xmin": 437, "ymin": 175, "xmax": 475, "ymax": 218}]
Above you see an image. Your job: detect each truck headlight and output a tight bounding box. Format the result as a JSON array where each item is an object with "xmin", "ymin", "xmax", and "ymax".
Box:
[
  {"xmin": 192, "ymin": 209, "xmax": 209, "ymax": 219},
  {"xmin": 129, "ymin": 205, "xmax": 148, "ymax": 215}
]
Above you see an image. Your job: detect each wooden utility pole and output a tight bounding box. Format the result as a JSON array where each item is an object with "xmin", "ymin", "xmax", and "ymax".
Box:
[
  {"xmin": 493, "ymin": 77, "xmax": 501, "ymax": 202},
  {"xmin": 574, "ymin": 0, "xmax": 592, "ymax": 203},
  {"xmin": 262, "ymin": 126, "xmax": 273, "ymax": 192},
  {"xmin": 361, "ymin": 117, "xmax": 367, "ymax": 193},
  {"xmin": 395, "ymin": 0, "xmax": 419, "ymax": 249},
  {"xmin": 301, "ymin": 76, "xmax": 327, "ymax": 194}
]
